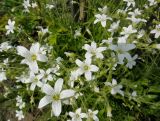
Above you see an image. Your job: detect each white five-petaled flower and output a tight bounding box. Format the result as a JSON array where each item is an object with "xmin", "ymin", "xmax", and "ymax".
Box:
[
  {"xmin": 108, "ymin": 20, "xmax": 120, "ymax": 35},
  {"xmin": 148, "ymin": 0, "xmax": 157, "ymax": 6},
  {"xmin": 120, "ymin": 25, "xmax": 137, "ymax": 37},
  {"xmin": 86, "ymin": 109, "xmax": 99, "ymax": 121},
  {"xmin": 94, "ymin": 14, "xmax": 112, "ymax": 27},
  {"xmin": 126, "ymin": 54, "xmax": 138, "ymax": 69},
  {"xmin": 83, "ymin": 41, "xmax": 107, "ymax": 59},
  {"xmin": 16, "ymin": 95, "xmax": 25, "ymax": 109},
  {"xmin": 46, "ymin": 4, "xmax": 55, "ymax": 9},
  {"xmin": 105, "ymin": 79, "xmax": 124, "ymax": 96},
  {"xmin": 101, "ymin": 37, "xmax": 113, "ymax": 45},
  {"xmin": 5, "ymin": 19, "xmax": 15, "ymax": 35},
  {"xmin": 23, "ymin": 0, "xmax": 31, "ymax": 9},
  {"xmin": 117, "ymin": 36, "xmax": 128, "ymax": 43},
  {"xmin": 128, "ymin": 8, "xmax": 142, "ymax": 17},
  {"xmin": 17, "ymin": 43, "xmax": 48, "ymax": 73},
  {"xmin": 31, "ymin": 2, "xmax": 38, "ymax": 8},
  {"xmin": 69, "ymin": 108, "xmax": 87, "ymax": 121},
  {"xmin": 137, "ymin": 29, "xmax": 145, "ymax": 38},
  {"xmin": 126, "ymin": 16, "xmax": 147, "ymax": 24},
  {"xmin": 150, "ymin": 24, "xmax": 160, "ymax": 38},
  {"xmin": 39, "ymin": 69, "xmax": 53, "ymax": 83},
  {"xmin": 69, "ymin": 70, "xmax": 79, "ymax": 87},
  {"xmin": 38, "ymin": 78, "xmax": 75, "ymax": 117},
  {"xmin": 75, "ymin": 58, "xmax": 99, "ymax": 81},
  {"xmin": 0, "ymin": 42, "xmax": 12, "ymax": 52},
  {"xmin": 123, "ymin": 0, "xmax": 135, "ymax": 7},
  {"xmin": 0, "ymin": 71, "xmax": 7, "ymax": 82},
  {"xmin": 98, "ymin": 6, "xmax": 108, "ymax": 14},
  {"xmin": 109, "ymin": 43, "xmax": 136, "ymax": 64},
  {"xmin": 15, "ymin": 110, "xmax": 24, "ymax": 121},
  {"xmin": 27, "ymin": 71, "xmax": 43, "ymax": 91}
]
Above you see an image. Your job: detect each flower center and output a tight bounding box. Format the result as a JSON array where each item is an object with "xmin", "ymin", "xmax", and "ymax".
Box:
[
  {"xmin": 84, "ymin": 65, "xmax": 90, "ymax": 71},
  {"xmin": 33, "ymin": 78, "xmax": 38, "ymax": 82},
  {"xmin": 91, "ymin": 49, "xmax": 96, "ymax": 55},
  {"xmin": 76, "ymin": 114, "xmax": 80, "ymax": 118},
  {"xmin": 52, "ymin": 94, "xmax": 60, "ymax": 101},
  {"xmin": 89, "ymin": 112, "xmax": 93, "ymax": 117},
  {"xmin": 117, "ymin": 49, "xmax": 123, "ymax": 54},
  {"xmin": 44, "ymin": 74, "xmax": 48, "ymax": 78},
  {"xmin": 31, "ymin": 54, "xmax": 37, "ymax": 61}
]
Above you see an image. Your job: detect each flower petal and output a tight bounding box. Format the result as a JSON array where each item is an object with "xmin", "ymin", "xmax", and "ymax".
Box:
[
  {"xmin": 38, "ymin": 96, "xmax": 52, "ymax": 108},
  {"xmin": 37, "ymin": 54, "xmax": 48, "ymax": 62},
  {"xmin": 30, "ymin": 83, "xmax": 36, "ymax": 91},
  {"xmin": 42, "ymin": 84, "xmax": 54, "ymax": 95},
  {"xmin": 52, "ymin": 100, "xmax": 62, "ymax": 117},
  {"xmin": 85, "ymin": 57, "xmax": 91, "ymax": 65},
  {"xmin": 28, "ymin": 61, "xmax": 39, "ymax": 73},
  {"xmin": 54, "ymin": 78, "xmax": 63, "ymax": 93},
  {"xmin": 30, "ymin": 43, "xmax": 40, "ymax": 54},
  {"xmin": 60, "ymin": 90, "xmax": 75, "ymax": 99},
  {"xmin": 17, "ymin": 46, "xmax": 30, "ymax": 58},
  {"xmin": 90, "ymin": 65, "xmax": 99, "ymax": 72},
  {"xmin": 85, "ymin": 71, "xmax": 92, "ymax": 80},
  {"xmin": 101, "ymin": 21, "xmax": 106, "ymax": 27},
  {"xmin": 76, "ymin": 59, "xmax": 83, "ymax": 67}
]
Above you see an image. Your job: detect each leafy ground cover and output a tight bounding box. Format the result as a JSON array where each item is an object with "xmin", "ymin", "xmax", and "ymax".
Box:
[{"xmin": 0, "ymin": 0, "xmax": 160, "ymax": 121}]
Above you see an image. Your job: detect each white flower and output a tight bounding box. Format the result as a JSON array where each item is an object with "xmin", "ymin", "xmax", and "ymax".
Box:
[
  {"xmin": 109, "ymin": 43, "xmax": 136, "ymax": 64},
  {"xmin": 86, "ymin": 109, "xmax": 99, "ymax": 121},
  {"xmin": 16, "ymin": 110, "xmax": 24, "ymax": 121},
  {"xmin": 16, "ymin": 73, "xmax": 29, "ymax": 83},
  {"xmin": 23, "ymin": 0, "xmax": 31, "ymax": 8},
  {"xmin": 126, "ymin": 54, "xmax": 138, "ymax": 69},
  {"xmin": 74, "ymin": 28, "xmax": 81, "ymax": 38},
  {"xmin": 83, "ymin": 41, "xmax": 107, "ymax": 59},
  {"xmin": 108, "ymin": 20, "xmax": 120, "ymax": 34},
  {"xmin": 5, "ymin": 19, "xmax": 15, "ymax": 35},
  {"xmin": 39, "ymin": 69, "xmax": 53, "ymax": 83},
  {"xmin": 69, "ymin": 108, "xmax": 87, "ymax": 121},
  {"xmin": 126, "ymin": 16, "xmax": 147, "ymax": 24},
  {"xmin": 38, "ymin": 78, "xmax": 75, "ymax": 117},
  {"xmin": 46, "ymin": 4, "xmax": 55, "ymax": 9},
  {"xmin": 75, "ymin": 57, "xmax": 99, "ymax": 81},
  {"xmin": 37, "ymin": 26, "xmax": 50, "ymax": 36},
  {"xmin": 0, "ymin": 71, "xmax": 7, "ymax": 82},
  {"xmin": 94, "ymin": 14, "xmax": 112, "ymax": 27},
  {"xmin": 32, "ymin": 2, "xmax": 38, "ymax": 8},
  {"xmin": 0, "ymin": 42, "xmax": 12, "ymax": 52},
  {"xmin": 17, "ymin": 43, "xmax": 48, "ymax": 73},
  {"xmin": 105, "ymin": 79, "xmax": 124, "ymax": 96},
  {"xmin": 128, "ymin": 8, "xmax": 142, "ymax": 17},
  {"xmin": 131, "ymin": 91, "xmax": 137, "ymax": 97},
  {"xmin": 69, "ymin": 70, "xmax": 79, "ymax": 87},
  {"xmin": 56, "ymin": 57, "xmax": 63, "ymax": 64},
  {"xmin": 16, "ymin": 95, "xmax": 25, "ymax": 109},
  {"xmin": 148, "ymin": 0, "xmax": 157, "ymax": 6},
  {"xmin": 23, "ymin": 0, "xmax": 31, "ymax": 12},
  {"xmin": 123, "ymin": 0, "xmax": 135, "ymax": 7},
  {"xmin": 137, "ymin": 29, "xmax": 145, "ymax": 38},
  {"xmin": 101, "ymin": 37, "xmax": 113, "ymax": 45},
  {"xmin": 120, "ymin": 25, "xmax": 137, "ymax": 37},
  {"xmin": 150, "ymin": 24, "xmax": 160, "ymax": 38},
  {"xmin": 28, "ymin": 71, "xmax": 43, "ymax": 91},
  {"xmin": 94, "ymin": 86, "xmax": 100, "ymax": 93},
  {"xmin": 98, "ymin": 6, "xmax": 108, "ymax": 14},
  {"xmin": 117, "ymin": 36, "xmax": 128, "ymax": 43}
]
